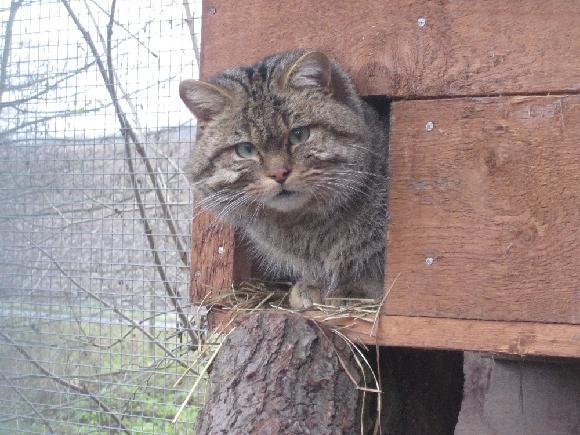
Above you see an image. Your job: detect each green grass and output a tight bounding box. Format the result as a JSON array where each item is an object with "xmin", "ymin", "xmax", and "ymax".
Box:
[{"xmin": 0, "ymin": 311, "xmax": 205, "ymax": 434}]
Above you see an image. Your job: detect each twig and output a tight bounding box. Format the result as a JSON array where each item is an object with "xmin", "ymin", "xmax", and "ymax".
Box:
[
  {"xmin": 0, "ymin": 371, "xmax": 56, "ymax": 434},
  {"xmin": 0, "ymin": 331, "xmax": 131, "ymax": 435},
  {"xmin": 182, "ymin": 1, "xmax": 201, "ymax": 66},
  {"xmin": 0, "ymin": 59, "xmax": 97, "ymax": 110},
  {"xmin": 25, "ymin": 235, "xmax": 192, "ymax": 371},
  {"xmin": 0, "ymin": 0, "xmax": 23, "ymax": 113},
  {"xmin": 61, "ymin": 0, "xmax": 197, "ymax": 345},
  {"xmin": 172, "ymin": 329, "xmax": 232, "ymax": 424},
  {"xmin": 83, "ymin": 0, "xmax": 159, "ymax": 58},
  {"xmin": 371, "ymin": 273, "xmax": 400, "ymax": 337}
]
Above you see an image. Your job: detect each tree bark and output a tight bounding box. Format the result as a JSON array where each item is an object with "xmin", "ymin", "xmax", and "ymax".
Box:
[
  {"xmin": 195, "ymin": 311, "xmax": 465, "ymax": 434},
  {"xmin": 195, "ymin": 311, "xmax": 367, "ymax": 434}
]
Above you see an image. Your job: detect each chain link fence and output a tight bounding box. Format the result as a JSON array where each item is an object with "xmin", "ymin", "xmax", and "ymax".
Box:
[{"xmin": 0, "ymin": 0, "xmax": 204, "ymax": 432}]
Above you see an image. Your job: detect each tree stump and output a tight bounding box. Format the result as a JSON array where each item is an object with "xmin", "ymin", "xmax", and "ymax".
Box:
[
  {"xmin": 195, "ymin": 311, "xmax": 464, "ymax": 434},
  {"xmin": 195, "ymin": 311, "xmax": 368, "ymax": 434}
]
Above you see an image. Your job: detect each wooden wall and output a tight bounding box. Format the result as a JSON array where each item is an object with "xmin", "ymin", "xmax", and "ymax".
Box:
[{"xmin": 191, "ymin": 0, "xmax": 580, "ymax": 358}]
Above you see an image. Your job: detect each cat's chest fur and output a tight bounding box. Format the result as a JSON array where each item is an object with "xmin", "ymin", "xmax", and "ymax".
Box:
[{"xmin": 241, "ymin": 192, "xmax": 386, "ymax": 291}]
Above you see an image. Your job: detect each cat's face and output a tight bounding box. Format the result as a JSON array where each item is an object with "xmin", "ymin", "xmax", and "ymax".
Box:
[{"xmin": 180, "ymin": 51, "xmax": 373, "ymax": 219}]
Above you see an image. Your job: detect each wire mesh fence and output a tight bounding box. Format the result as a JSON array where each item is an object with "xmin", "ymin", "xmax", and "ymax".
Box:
[{"xmin": 0, "ymin": 0, "xmax": 204, "ymax": 432}]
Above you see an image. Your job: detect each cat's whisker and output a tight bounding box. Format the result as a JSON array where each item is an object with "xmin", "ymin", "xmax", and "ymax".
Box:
[
  {"xmin": 195, "ymin": 190, "xmax": 244, "ymax": 210},
  {"xmin": 345, "ymin": 143, "xmax": 385, "ymax": 159},
  {"xmin": 249, "ymin": 198, "xmax": 264, "ymax": 223},
  {"xmin": 331, "ymin": 169, "xmax": 386, "ymax": 179},
  {"xmin": 315, "ymin": 179, "xmax": 372, "ymax": 199},
  {"xmin": 214, "ymin": 194, "xmax": 249, "ymax": 222},
  {"xmin": 307, "ymin": 183, "xmax": 360, "ymax": 215},
  {"xmin": 191, "ymin": 190, "xmax": 248, "ymax": 226}
]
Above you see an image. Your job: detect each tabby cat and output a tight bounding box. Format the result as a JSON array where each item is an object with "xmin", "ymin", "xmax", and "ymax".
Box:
[{"xmin": 180, "ymin": 50, "xmax": 388, "ymax": 309}]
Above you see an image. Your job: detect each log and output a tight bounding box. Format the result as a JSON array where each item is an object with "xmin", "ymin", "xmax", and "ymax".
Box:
[
  {"xmin": 195, "ymin": 311, "xmax": 367, "ymax": 434},
  {"xmin": 194, "ymin": 312, "xmax": 464, "ymax": 434}
]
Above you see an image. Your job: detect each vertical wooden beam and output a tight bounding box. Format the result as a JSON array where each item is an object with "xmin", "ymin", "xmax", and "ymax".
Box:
[
  {"xmin": 189, "ymin": 212, "xmax": 252, "ymax": 303},
  {"xmin": 189, "ymin": 213, "xmax": 231, "ymax": 302},
  {"xmin": 188, "ymin": 2, "xmax": 253, "ymax": 304}
]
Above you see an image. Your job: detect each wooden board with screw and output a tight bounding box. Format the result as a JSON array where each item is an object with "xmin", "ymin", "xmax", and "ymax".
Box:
[
  {"xmin": 189, "ymin": 212, "xmax": 252, "ymax": 302},
  {"xmin": 200, "ymin": 0, "xmax": 580, "ymax": 97},
  {"xmin": 190, "ymin": 1, "xmax": 580, "ymax": 356},
  {"xmin": 386, "ymin": 95, "xmax": 580, "ymax": 324}
]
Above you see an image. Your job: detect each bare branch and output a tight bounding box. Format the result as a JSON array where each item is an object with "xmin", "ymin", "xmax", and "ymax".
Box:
[
  {"xmin": 61, "ymin": 0, "xmax": 199, "ymax": 349},
  {"xmin": 0, "ymin": 115, "xmax": 59, "ymax": 138},
  {"xmin": 105, "ymin": 0, "xmax": 196, "ymax": 342},
  {"xmin": 182, "ymin": 0, "xmax": 201, "ymax": 66},
  {"xmin": 0, "ymin": 371, "xmax": 56, "ymax": 434},
  {"xmin": 61, "ymin": 0, "xmax": 190, "ymax": 271},
  {"xmin": 23, "ymin": 235, "xmax": 194, "ymax": 370},
  {"xmin": 124, "ymin": 126, "xmax": 199, "ymax": 347},
  {"xmin": 0, "ymin": 60, "xmax": 96, "ymax": 109},
  {"xmin": 0, "ymin": 0, "xmax": 23, "ymax": 113},
  {"xmin": 0, "ymin": 331, "xmax": 131, "ymax": 435}
]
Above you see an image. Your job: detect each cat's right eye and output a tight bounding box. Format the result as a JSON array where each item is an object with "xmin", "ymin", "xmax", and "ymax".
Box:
[
  {"xmin": 234, "ymin": 142, "xmax": 257, "ymax": 159},
  {"xmin": 288, "ymin": 126, "xmax": 310, "ymax": 145}
]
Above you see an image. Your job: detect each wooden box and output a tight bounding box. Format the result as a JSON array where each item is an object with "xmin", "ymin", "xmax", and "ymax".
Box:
[{"xmin": 189, "ymin": 0, "xmax": 580, "ymax": 358}]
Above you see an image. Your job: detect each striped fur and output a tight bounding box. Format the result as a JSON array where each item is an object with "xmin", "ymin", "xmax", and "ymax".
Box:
[{"xmin": 180, "ymin": 51, "xmax": 388, "ymax": 305}]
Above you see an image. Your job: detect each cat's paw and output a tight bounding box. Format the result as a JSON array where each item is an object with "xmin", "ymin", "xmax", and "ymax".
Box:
[{"xmin": 288, "ymin": 282, "xmax": 322, "ymax": 310}]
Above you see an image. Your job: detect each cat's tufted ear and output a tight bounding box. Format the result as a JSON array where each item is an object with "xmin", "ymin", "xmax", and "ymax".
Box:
[
  {"xmin": 179, "ymin": 79, "xmax": 232, "ymax": 122},
  {"xmin": 282, "ymin": 51, "xmax": 332, "ymax": 91}
]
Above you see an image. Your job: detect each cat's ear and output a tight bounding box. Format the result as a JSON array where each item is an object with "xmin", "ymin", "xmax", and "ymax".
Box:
[
  {"xmin": 179, "ymin": 79, "xmax": 232, "ymax": 122},
  {"xmin": 282, "ymin": 51, "xmax": 332, "ymax": 91}
]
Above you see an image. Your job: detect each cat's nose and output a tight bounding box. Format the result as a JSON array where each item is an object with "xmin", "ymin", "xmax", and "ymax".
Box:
[{"xmin": 267, "ymin": 167, "xmax": 292, "ymax": 184}]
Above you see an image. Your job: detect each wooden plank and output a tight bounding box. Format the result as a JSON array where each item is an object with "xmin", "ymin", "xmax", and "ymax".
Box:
[
  {"xmin": 189, "ymin": 211, "xmax": 252, "ymax": 302},
  {"xmin": 208, "ymin": 309, "xmax": 580, "ymax": 358},
  {"xmin": 386, "ymin": 95, "xmax": 580, "ymax": 324},
  {"xmin": 200, "ymin": 0, "xmax": 580, "ymax": 97},
  {"xmin": 189, "ymin": 212, "xmax": 234, "ymax": 302}
]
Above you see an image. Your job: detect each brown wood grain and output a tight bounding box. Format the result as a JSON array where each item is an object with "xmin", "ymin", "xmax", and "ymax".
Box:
[
  {"xmin": 200, "ymin": 0, "xmax": 580, "ymax": 97},
  {"xmin": 196, "ymin": 312, "xmax": 366, "ymax": 434},
  {"xmin": 208, "ymin": 309, "xmax": 580, "ymax": 358},
  {"xmin": 189, "ymin": 211, "xmax": 233, "ymax": 302},
  {"xmin": 386, "ymin": 95, "xmax": 580, "ymax": 324},
  {"xmin": 325, "ymin": 315, "xmax": 580, "ymax": 358},
  {"xmin": 189, "ymin": 211, "xmax": 252, "ymax": 302}
]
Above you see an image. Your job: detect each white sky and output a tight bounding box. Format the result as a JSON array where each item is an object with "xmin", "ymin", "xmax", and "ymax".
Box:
[{"xmin": 2, "ymin": 0, "xmax": 202, "ymax": 138}]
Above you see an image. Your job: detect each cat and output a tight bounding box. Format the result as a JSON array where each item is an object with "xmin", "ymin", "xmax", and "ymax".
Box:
[{"xmin": 180, "ymin": 50, "xmax": 388, "ymax": 309}]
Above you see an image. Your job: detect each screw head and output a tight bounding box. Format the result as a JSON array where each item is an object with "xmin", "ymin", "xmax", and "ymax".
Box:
[
  {"xmin": 208, "ymin": 6, "xmax": 217, "ymax": 15},
  {"xmin": 425, "ymin": 257, "xmax": 434, "ymax": 266},
  {"xmin": 417, "ymin": 17, "xmax": 426, "ymax": 28},
  {"xmin": 425, "ymin": 121, "xmax": 434, "ymax": 131},
  {"xmin": 217, "ymin": 246, "xmax": 225, "ymax": 255},
  {"xmin": 194, "ymin": 271, "xmax": 201, "ymax": 280}
]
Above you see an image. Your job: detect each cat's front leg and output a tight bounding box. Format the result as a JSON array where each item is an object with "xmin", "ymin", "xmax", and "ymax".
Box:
[
  {"xmin": 288, "ymin": 279, "xmax": 383, "ymax": 310},
  {"xmin": 288, "ymin": 282, "xmax": 323, "ymax": 310}
]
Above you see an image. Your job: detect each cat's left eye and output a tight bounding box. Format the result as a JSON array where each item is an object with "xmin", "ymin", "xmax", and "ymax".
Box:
[
  {"xmin": 234, "ymin": 142, "xmax": 257, "ymax": 159},
  {"xmin": 288, "ymin": 126, "xmax": 310, "ymax": 145}
]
